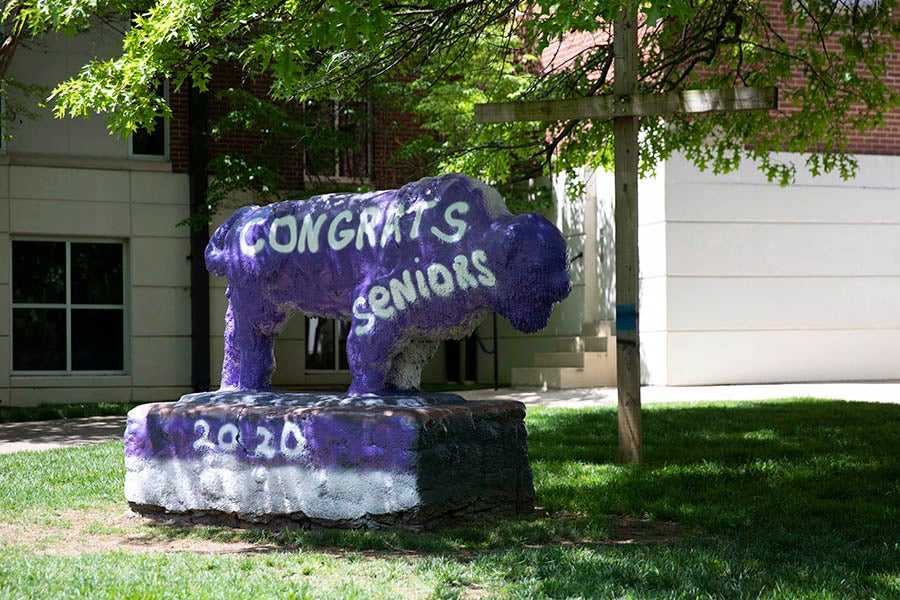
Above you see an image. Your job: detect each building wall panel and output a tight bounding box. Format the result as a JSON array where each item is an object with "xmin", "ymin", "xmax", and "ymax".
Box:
[
  {"xmin": 666, "ymin": 330, "xmax": 900, "ymax": 386},
  {"xmin": 667, "ymin": 276, "xmax": 900, "ymax": 332},
  {"xmin": 10, "ymin": 387, "xmax": 132, "ymax": 407},
  {"xmin": 132, "ymin": 287, "xmax": 191, "ymax": 337},
  {"xmin": 10, "ymin": 167, "xmax": 130, "ymax": 203},
  {"xmin": 644, "ymin": 152, "xmax": 900, "ymax": 385},
  {"xmin": 131, "ymin": 203, "xmax": 190, "ymax": 238},
  {"xmin": 666, "ymin": 222, "xmax": 900, "ymax": 278},
  {"xmin": 130, "ymin": 172, "xmax": 190, "ymax": 205},
  {"xmin": 131, "ymin": 337, "xmax": 192, "ymax": 387},
  {"xmin": 130, "ymin": 238, "xmax": 191, "ymax": 287},
  {"xmin": 11, "ymin": 199, "xmax": 130, "ymax": 237}
]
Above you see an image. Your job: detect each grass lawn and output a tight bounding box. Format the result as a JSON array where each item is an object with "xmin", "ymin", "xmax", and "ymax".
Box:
[{"xmin": 0, "ymin": 398, "xmax": 898, "ymax": 599}]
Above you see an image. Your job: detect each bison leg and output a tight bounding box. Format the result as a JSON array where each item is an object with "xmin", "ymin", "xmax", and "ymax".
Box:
[
  {"xmin": 220, "ymin": 299, "xmax": 243, "ymax": 389},
  {"xmin": 385, "ymin": 340, "xmax": 439, "ymax": 391},
  {"xmin": 345, "ymin": 327, "xmax": 401, "ymax": 395},
  {"xmin": 219, "ymin": 286, "xmax": 288, "ymax": 391}
]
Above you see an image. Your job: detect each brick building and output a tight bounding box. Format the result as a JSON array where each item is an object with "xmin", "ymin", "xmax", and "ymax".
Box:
[{"xmin": 2, "ymin": 8, "xmax": 899, "ymax": 406}]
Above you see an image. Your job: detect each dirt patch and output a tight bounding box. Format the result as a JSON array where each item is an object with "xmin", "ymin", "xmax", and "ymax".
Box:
[
  {"xmin": 0, "ymin": 506, "xmax": 689, "ymax": 557},
  {"xmin": 607, "ymin": 514, "xmax": 688, "ymax": 545},
  {"xmin": 0, "ymin": 508, "xmax": 282, "ymax": 557}
]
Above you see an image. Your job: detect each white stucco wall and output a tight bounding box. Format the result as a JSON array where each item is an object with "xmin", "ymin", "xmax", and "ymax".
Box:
[
  {"xmin": 5, "ymin": 25, "xmax": 128, "ymax": 159},
  {"xmin": 0, "ymin": 26, "xmax": 193, "ymax": 407},
  {"xmin": 641, "ymin": 152, "xmax": 900, "ymax": 385}
]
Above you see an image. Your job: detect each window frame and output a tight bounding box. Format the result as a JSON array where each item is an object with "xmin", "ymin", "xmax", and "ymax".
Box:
[
  {"xmin": 10, "ymin": 237, "xmax": 129, "ymax": 376},
  {"xmin": 128, "ymin": 80, "xmax": 170, "ymax": 161},
  {"xmin": 303, "ymin": 99, "xmax": 374, "ymax": 186}
]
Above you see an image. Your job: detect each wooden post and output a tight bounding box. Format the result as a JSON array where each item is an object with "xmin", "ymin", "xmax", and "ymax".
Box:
[
  {"xmin": 613, "ymin": 4, "xmax": 642, "ymax": 464},
  {"xmin": 472, "ymin": 13, "xmax": 777, "ymax": 467}
]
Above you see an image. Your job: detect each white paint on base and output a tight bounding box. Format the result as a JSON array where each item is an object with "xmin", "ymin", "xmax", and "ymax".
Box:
[{"xmin": 125, "ymin": 455, "xmax": 420, "ymax": 520}]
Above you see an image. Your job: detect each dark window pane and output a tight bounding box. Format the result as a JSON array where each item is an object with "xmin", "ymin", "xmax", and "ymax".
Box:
[
  {"xmin": 304, "ymin": 101, "xmax": 338, "ymax": 179},
  {"xmin": 71, "ymin": 243, "xmax": 123, "ymax": 304},
  {"xmin": 72, "ymin": 309, "xmax": 123, "ymax": 370},
  {"xmin": 305, "ymin": 317, "xmax": 336, "ymax": 370},
  {"xmin": 132, "ymin": 82, "xmax": 166, "ymax": 156},
  {"xmin": 13, "ymin": 308, "xmax": 66, "ymax": 370},
  {"xmin": 12, "ymin": 241, "xmax": 65, "ymax": 303},
  {"xmin": 131, "ymin": 120, "xmax": 165, "ymax": 156},
  {"xmin": 338, "ymin": 321, "xmax": 350, "ymax": 370},
  {"xmin": 336, "ymin": 103, "xmax": 369, "ymax": 179}
]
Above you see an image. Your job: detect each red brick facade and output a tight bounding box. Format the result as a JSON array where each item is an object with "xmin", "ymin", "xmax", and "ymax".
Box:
[
  {"xmin": 169, "ymin": 87, "xmax": 190, "ymax": 173},
  {"xmin": 760, "ymin": 1, "xmax": 900, "ymax": 156},
  {"xmin": 168, "ymin": 64, "xmax": 425, "ymax": 190},
  {"xmin": 543, "ymin": 3, "xmax": 900, "ymax": 157},
  {"xmin": 171, "ymin": 6, "xmax": 899, "ymax": 185}
]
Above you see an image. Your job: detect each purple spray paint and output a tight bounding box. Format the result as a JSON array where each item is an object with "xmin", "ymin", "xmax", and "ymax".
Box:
[{"xmin": 206, "ymin": 173, "xmax": 571, "ymax": 394}]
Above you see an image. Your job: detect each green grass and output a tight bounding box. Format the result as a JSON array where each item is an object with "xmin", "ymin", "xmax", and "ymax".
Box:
[
  {"xmin": 1, "ymin": 398, "xmax": 899, "ymax": 599},
  {"xmin": 0, "ymin": 403, "xmax": 141, "ymax": 424}
]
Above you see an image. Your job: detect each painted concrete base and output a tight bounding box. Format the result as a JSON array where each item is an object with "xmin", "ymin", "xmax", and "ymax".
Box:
[{"xmin": 124, "ymin": 391, "xmax": 534, "ymax": 529}]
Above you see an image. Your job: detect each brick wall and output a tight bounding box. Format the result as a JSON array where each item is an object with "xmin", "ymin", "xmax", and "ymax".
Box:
[
  {"xmin": 169, "ymin": 63, "xmax": 427, "ymax": 190},
  {"xmin": 760, "ymin": 0, "xmax": 900, "ymax": 156},
  {"xmin": 169, "ymin": 87, "xmax": 190, "ymax": 173},
  {"xmin": 547, "ymin": 2, "xmax": 900, "ymax": 157},
  {"xmin": 205, "ymin": 63, "xmax": 306, "ymax": 189},
  {"xmin": 371, "ymin": 103, "xmax": 426, "ymax": 188},
  {"xmin": 540, "ymin": 29, "xmax": 612, "ymax": 75}
]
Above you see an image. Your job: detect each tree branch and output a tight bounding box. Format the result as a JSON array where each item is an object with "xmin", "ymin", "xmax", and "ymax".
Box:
[{"xmin": 0, "ymin": 5, "xmax": 23, "ymax": 80}]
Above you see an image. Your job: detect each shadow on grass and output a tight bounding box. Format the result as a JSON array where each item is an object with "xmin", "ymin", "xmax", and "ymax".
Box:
[
  {"xmin": 138, "ymin": 399, "xmax": 900, "ymax": 598},
  {"xmin": 519, "ymin": 399, "xmax": 900, "ymax": 598}
]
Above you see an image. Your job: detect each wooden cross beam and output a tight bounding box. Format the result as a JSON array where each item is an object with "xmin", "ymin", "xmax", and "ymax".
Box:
[
  {"xmin": 474, "ymin": 4, "xmax": 778, "ymax": 464},
  {"xmin": 474, "ymin": 85, "xmax": 778, "ymax": 124}
]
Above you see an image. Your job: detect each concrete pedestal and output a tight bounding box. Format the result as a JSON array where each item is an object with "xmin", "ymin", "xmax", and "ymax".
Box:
[{"xmin": 124, "ymin": 391, "xmax": 534, "ymax": 529}]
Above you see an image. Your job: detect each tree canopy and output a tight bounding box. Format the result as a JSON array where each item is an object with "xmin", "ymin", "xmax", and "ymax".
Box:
[{"xmin": 2, "ymin": 0, "xmax": 899, "ymax": 198}]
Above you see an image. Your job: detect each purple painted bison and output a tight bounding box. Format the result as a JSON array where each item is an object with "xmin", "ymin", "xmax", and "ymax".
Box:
[{"xmin": 206, "ymin": 173, "xmax": 571, "ymax": 395}]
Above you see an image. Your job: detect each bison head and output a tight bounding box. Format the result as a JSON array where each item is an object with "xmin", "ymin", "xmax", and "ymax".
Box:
[{"xmin": 489, "ymin": 212, "xmax": 572, "ymax": 333}]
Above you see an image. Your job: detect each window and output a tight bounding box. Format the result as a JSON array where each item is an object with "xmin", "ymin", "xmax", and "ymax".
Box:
[
  {"xmin": 12, "ymin": 240, "xmax": 125, "ymax": 372},
  {"xmin": 305, "ymin": 317, "xmax": 349, "ymax": 371},
  {"xmin": 130, "ymin": 81, "xmax": 169, "ymax": 159},
  {"xmin": 304, "ymin": 100, "xmax": 372, "ymax": 185}
]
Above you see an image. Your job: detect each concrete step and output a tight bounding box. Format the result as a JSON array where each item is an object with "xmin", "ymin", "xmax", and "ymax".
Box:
[
  {"xmin": 513, "ymin": 334, "xmax": 618, "ymax": 390},
  {"xmin": 510, "ymin": 365, "xmax": 617, "ymax": 389},
  {"xmin": 533, "ymin": 352, "xmax": 585, "ymax": 368},
  {"xmin": 532, "ymin": 350, "xmax": 615, "ymax": 369},
  {"xmin": 555, "ymin": 336, "xmax": 609, "ymax": 353},
  {"xmin": 510, "ymin": 367, "xmax": 563, "ymax": 389},
  {"xmin": 581, "ymin": 322, "xmax": 614, "ymax": 339}
]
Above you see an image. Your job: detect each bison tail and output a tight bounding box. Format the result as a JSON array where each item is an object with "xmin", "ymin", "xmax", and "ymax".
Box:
[{"xmin": 205, "ymin": 206, "xmax": 254, "ymax": 277}]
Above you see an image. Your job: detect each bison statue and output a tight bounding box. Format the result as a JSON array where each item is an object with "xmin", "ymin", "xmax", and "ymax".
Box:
[{"xmin": 205, "ymin": 173, "xmax": 571, "ymax": 394}]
